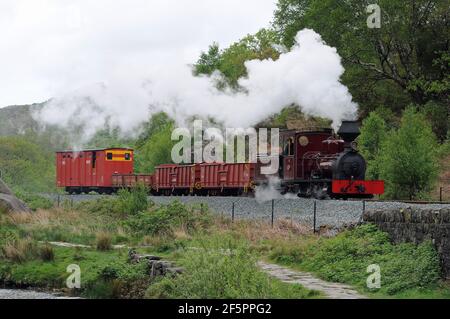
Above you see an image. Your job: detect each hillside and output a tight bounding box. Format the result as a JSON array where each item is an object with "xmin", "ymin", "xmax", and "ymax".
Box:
[{"xmin": 0, "ymin": 103, "xmax": 44, "ymax": 136}]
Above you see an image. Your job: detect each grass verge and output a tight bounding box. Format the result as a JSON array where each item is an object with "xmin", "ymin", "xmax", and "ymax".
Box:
[{"xmin": 1, "ymin": 195, "xmax": 449, "ymax": 299}]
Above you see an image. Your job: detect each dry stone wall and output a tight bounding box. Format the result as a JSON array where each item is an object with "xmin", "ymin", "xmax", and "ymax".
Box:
[{"xmin": 363, "ymin": 208, "xmax": 450, "ymax": 278}]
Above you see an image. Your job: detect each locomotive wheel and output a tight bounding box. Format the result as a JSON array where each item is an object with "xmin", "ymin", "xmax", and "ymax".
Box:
[{"xmin": 311, "ymin": 185, "xmax": 329, "ymax": 200}]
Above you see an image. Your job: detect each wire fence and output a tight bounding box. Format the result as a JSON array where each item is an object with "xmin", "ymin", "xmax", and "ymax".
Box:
[
  {"xmin": 48, "ymin": 192, "xmax": 450, "ymax": 232},
  {"xmin": 227, "ymin": 198, "xmax": 366, "ymax": 232},
  {"xmin": 438, "ymin": 185, "xmax": 450, "ymax": 202}
]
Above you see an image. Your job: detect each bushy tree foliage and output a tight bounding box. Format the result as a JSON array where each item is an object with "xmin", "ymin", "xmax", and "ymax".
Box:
[
  {"xmin": 134, "ymin": 112, "xmax": 176, "ymax": 173},
  {"xmin": 379, "ymin": 107, "xmax": 439, "ymax": 199},
  {"xmin": 273, "ymin": 0, "xmax": 449, "ymax": 117},
  {"xmin": 194, "ymin": 29, "xmax": 281, "ymax": 89},
  {"xmin": 358, "ymin": 112, "xmax": 387, "ymax": 180},
  {"xmin": 85, "ymin": 125, "xmax": 133, "ymax": 149},
  {"xmin": 422, "ymin": 100, "xmax": 449, "ymax": 142}
]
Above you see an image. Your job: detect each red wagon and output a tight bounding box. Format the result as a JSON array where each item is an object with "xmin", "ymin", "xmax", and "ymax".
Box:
[
  {"xmin": 154, "ymin": 164, "xmax": 196, "ymax": 195},
  {"xmin": 196, "ymin": 162, "xmax": 256, "ymax": 196},
  {"xmin": 56, "ymin": 148, "xmax": 134, "ymax": 194}
]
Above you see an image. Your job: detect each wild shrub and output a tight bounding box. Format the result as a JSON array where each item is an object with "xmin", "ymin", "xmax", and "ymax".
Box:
[
  {"xmin": 75, "ymin": 183, "xmax": 149, "ymax": 216},
  {"xmin": 0, "ymin": 227, "xmax": 19, "ymax": 246},
  {"xmin": 96, "ymin": 232, "xmax": 112, "ymax": 251},
  {"xmin": 124, "ymin": 201, "xmax": 211, "ymax": 237},
  {"xmin": 39, "ymin": 243, "xmax": 55, "ymax": 262},
  {"xmin": 379, "ymin": 107, "xmax": 439, "ymax": 199},
  {"xmin": 358, "ymin": 112, "xmax": 388, "ymax": 180},
  {"xmin": 76, "ymin": 198, "xmax": 120, "ymax": 215},
  {"xmin": 0, "ymin": 238, "xmax": 39, "ymax": 263},
  {"xmin": 84, "ymin": 262, "xmax": 149, "ymax": 299},
  {"xmin": 116, "ymin": 183, "xmax": 149, "ymax": 216}
]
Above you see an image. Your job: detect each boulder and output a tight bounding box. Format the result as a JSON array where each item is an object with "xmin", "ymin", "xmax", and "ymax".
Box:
[
  {"xmin": 0, "ymin": 178, "xmax": 14, "ymax": 195},
  {"xmin": 0, "ymin": 178, "xmax": 31, "ymax": 213},
  {"xmin": 128, "ymin": 248, "xmax": 184, "ymax": 278},
  {"xmin": 128, "ymin": 249, "xmax": 162, "ymax": 264}
]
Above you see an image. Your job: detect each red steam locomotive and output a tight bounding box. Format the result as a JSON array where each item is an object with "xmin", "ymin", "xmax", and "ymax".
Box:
[{"xmin": 56, "ymin": 121, "xmax": 384, "ymax": 199}]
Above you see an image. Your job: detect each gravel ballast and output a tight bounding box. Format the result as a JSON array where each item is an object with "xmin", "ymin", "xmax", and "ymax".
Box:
[{"xmin": 48, "ymin": 194, "xmax": 450, "ymax": 228}]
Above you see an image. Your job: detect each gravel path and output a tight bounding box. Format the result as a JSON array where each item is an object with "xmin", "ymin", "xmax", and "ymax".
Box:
[
  {"xmin": 258, "ymin": 262, "xmax": 366, "ymax": 299},
  {"xmin": 46, "ymin": 194, "xmax": 450, "ymax": 228}
]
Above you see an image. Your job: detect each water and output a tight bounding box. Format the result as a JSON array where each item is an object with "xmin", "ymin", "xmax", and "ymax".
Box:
[{"xmin": 0, "ymin": 289, "xmax": 78, "ymax": 299}]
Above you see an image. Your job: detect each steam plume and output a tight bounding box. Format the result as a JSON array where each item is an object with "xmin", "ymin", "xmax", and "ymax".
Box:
[{"xmin": 34, "ymin": 29, "xmax": 357, "ymax": 142}]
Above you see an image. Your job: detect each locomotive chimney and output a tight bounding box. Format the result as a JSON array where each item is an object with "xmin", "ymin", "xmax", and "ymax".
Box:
[{"xmin": 337, "ymin": 120, "xmax": 360, "ymax": 150}]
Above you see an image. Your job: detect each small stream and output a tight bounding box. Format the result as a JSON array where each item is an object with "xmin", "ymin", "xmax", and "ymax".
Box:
[{"xmin": 0, "ymin": 289, "xmax": 79, "ymax": 299}]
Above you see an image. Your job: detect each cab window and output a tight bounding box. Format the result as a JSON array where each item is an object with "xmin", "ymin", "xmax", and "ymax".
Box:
[
  {"xmin": 283, "ymin": 137, "xmax": 294, "ymax": 156},
  {"xmin": 106, "ymin": 152, "xmax": 113, "ymax": 160},
  {"xmin": 124, "ymin": 153, "xmax": 131, "ymax": 161}
]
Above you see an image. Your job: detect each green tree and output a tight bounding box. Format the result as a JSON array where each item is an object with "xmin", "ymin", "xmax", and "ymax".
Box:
[
  {"xmin": 379, "ymin": 107, "xmax": 439, "ymax": 199},
  {"xmin": 195, "ymin": 29, "xmax": 281, "ymax": 89},
  {"xmin": 358, "ymin": 112, "xmax": 388, "ymax": 180},
  {"xmin": 134, "ymin": 113, "xmax": 176, "ymax": 173},
  {"xmin": 85, "ymin": 124, "xmax": 133, "ymax": 149},
  {"xmin": 422, "ymin": 100, "xmax": 449, "ymax": 143},
  {"xmin": 194, "ymin": 43, "xmax": 222, "ymax": 76},
  {"xmin": 273, "ymin": 0, "xmax": 449, "ymax": 114}
]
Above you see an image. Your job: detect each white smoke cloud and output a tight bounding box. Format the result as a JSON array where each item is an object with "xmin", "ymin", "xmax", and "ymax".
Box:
[
  {"xmin": 254, "ymin": 177, "xmax": 298, "ymax": 203},
  {"xmin": 34, "ymin": 29, "xmax": 357, "ymax": 141}
]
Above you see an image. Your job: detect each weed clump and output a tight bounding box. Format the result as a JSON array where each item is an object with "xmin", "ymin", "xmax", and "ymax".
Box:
[
  {"xmin": 76, "ymin": 183, "xmax": 149, "ymax": 216},
  {"xmin": 39, "ymin": 243, "xmax": 55, "ymax": 262},
  {"xmin": 96, "ymin": 232, "xmax": 113, "ymax": 251},
  {"xmin": 0, "ymin": 238, "xmax": 39, "ymax": 263},
  {"xmin": 117, "ymin": 183, "xmax": 149, "ymax": 215},
  {"xmin": 125, "ymin": 201, "xmax": 211, "ymax": 237}
]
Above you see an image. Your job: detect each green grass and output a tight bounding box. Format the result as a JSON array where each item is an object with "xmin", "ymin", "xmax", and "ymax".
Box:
[
  {"xmin": 0, "ymin": 246, "xmax": 149, "ymax": 298},
  {"xmin": 1, "ymin": 199, "xmax": 449, "ymax": 299},
  {"xmin": 146, "ymin": 236, "xmax": 321, "ymax": 299},
  {"xmin": 14, "ymin": 192, "xmax": 54, "ymax": 211},
  {"xmin": 269, "ymin": 224, "xmax": 447, "ymax": 298}
]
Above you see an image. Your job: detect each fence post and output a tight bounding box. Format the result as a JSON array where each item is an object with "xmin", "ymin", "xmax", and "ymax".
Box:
[
  {"xmin": 290, "ymin": 210, "xmax": 293, "ymax": 228},
  {"xmin": 313, "ymin": 200, "xmax": 317, "ymax": 234},
  {"xmin": 232, "ymin": 202, "xmax": 235, "ymax": 223},
  {"xmin": 271, "ymin": 199, "xmax": 275, "ymax": 228},
  {"xmin": 440, "ymin": 187, "xmax": 443, "ymax": 202}
]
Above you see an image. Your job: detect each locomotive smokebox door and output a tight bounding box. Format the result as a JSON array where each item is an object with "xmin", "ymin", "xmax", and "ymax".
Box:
[{"xmin": 337, "ymin": 121, "xmax": 360, "ymax": 143}]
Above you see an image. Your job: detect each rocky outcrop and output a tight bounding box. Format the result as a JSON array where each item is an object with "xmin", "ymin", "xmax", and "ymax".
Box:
[
  {"xmin": 363, "ymin": 208, "xmax": 450, "ymax": 278},
  {"xmin": 128, "ymin": 249, "xmax": 184, "ymax": 278},
  {"xmin": 0, "ymin": 178, "xmax": 31, "ymax": 213}
]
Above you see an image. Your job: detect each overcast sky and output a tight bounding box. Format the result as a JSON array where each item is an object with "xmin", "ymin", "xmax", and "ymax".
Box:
[{"xmin": 0, "ymin": 0, "xmax": 276, "ymax": 107}]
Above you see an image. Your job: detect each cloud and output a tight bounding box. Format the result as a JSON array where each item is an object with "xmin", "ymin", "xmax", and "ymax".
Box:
[{"xmin": 0, "ymin": 0, "xmax": 276, "ymax": 106}]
